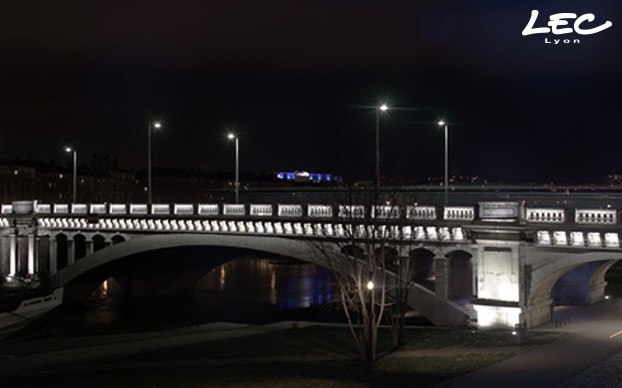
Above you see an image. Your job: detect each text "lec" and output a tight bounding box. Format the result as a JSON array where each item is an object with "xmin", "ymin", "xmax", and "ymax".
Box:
[{"xmin": 522, "ymin": 10, "xmax": 612, "ymax": 36}]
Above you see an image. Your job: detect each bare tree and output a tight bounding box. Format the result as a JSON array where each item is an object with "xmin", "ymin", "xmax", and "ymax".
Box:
[
  {"xmin": 311, "ymin": 189, "xmax": 415, "ymax": 377},
  {"xmin": 383, "ymin": 251, "xmax": 414, "ymax": 349}
]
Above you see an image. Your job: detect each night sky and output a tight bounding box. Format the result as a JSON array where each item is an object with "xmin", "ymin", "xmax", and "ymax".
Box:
[{"xmin": 2, "ymin": 0, "xmax": 622, "ymax": 184}]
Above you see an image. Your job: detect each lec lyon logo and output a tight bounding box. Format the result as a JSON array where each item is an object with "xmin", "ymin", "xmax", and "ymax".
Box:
[{"xmin": 522, "ymin": 10, "xmax": 612, "ymax": 45}]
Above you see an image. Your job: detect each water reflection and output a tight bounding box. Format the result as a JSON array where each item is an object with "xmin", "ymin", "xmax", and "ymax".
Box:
[
  {"xmin": 85, "ymin": 277, "xmax": 123, "ymax": 324},
  {"xmin": 193, "ymin": 257, "xmax": 334, "ymax": 311},
  {"xmin": 86, "ymin": 257, "xmax": 335, "ymax": 326}
]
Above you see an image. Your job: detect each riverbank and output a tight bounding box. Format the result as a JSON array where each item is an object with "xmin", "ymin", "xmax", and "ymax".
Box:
[{"xmin": 0, "ymin": 321, "xmax": 565, "ymax": 387}]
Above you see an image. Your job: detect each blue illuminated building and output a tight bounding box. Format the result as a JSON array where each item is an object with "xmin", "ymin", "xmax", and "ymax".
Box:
[{"xmin": 276, "ymin": 171, "xmax": 341, "ymax": 183}]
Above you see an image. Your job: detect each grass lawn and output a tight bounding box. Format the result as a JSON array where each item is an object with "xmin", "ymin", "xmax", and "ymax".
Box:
[
  {"xmin": 15, "ymin": 355, "xmax": 509, "ymax": 388},
  {"xmin": 3, "ymin": 325, "xmax": 567, "ymax": 387}
]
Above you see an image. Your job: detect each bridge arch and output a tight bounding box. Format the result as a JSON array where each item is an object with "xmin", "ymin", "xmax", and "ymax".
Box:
[
  {"xmin": 111, "ymin": 234, "xmax": 126, "ymax": 245},
  {"xmin": 526, "ymin": 249, "xmax": 622, "ymax": 327},
  {"xmin": 74, "ymin": 234, "xmax": 87, "ymax": 261},
  {"xmin": 444, "ymin": 249, "xmax": 474, "ymax": 303},
  {"xmin": 93, "ymin": 234, "xmax": 106, "ymax": 252},
  {"xmin": 56, "ymin": 234, "xmax": 334, "ymax": 288},
  {"xmin": 54, "ymin": 233, "xmax": 68, "ymax": 270},
  {"xmin": 409, "ymin": 248, "xmax": 435, "ymax": 288}
]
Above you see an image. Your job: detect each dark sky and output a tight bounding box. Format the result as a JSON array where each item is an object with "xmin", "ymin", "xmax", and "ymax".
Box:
[{"xmin": 1, "ymin": 0, "xmax": 622, "ymax": 183}]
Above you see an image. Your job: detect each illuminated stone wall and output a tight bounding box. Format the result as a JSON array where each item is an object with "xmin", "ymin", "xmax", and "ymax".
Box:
[{"xmin": 477, "ymin": 246, "xmax": 520, "ymax": 302}]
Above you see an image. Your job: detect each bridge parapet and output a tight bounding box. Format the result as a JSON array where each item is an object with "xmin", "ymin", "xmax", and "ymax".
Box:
[
  {"xmin": 89, "ymin": 204, "xmax": 107, "ymax": 214},
  {"xmin": 526, "ymin": 208, "xmax": 565, "ymax": 223},
  {"xmin": 173, "ymin": 204, "xmax": 194, "ymax": 215},
  {"xmin": 407, "ymin": 205, "xmax": 436, "ymax": 220},
  {"xmin": 71, "ymin": 204, "xmax": 87, "ymax": 214},
  {"xmin": 152, "ymin": 204, "xmax": 170, "ymax": 215},
  {"xmin": 444, "ymin": 206, "xmax": 475, "ymax": 221},
  {"xmin": 109, "ymin": 204, "xmax": 127, "ymax": 215},
  {"xmin": 30, "ymin": 213, "xmax": 470, "ymax": 245},
  {"xmin": 250, "ymin": 204, "xmax": 273, "ymax": 216},
  {"xmin": 575, "ymin": 208, "xmax": 616, "ymax": 224},
  {"xmin": 5, "ymin": 201, "xmax": 622, "ymax": 231},
  {"xmin": 536, "ymin": 230, "xmax": 621, "ymax": 249}
]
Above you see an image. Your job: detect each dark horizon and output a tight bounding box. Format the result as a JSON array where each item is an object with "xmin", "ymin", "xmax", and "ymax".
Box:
[{"xmin": 2, "ymin": 1, "xmax": 622, "ymax": 185}]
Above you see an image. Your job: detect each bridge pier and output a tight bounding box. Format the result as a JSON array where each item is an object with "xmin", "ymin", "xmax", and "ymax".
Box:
[
  {"xmin": 524, "ymin": 296, "xmax": 553, "ymax": 328},
  {"xmin": 589, "ymin": 280, "xmax": 608, "ymax": 304},
  {"xmin": 588, "ymin": 260, "xmax": 618, "ymax": 304},
  {"xmin": 469, "ymin": 237, "xmax": 524, "ymax": 329}
]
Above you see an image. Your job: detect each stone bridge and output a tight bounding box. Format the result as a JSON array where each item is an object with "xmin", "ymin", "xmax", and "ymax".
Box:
[{"xmin": 1, "ymin": 200, "xmax": 621, "ymax": 329}]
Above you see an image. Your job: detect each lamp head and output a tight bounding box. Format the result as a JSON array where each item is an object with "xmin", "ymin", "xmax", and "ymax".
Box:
[
  {"xmin": 64, "ymin": 146, "xmax": 73, "ymax": 153},
  {"xmin": 438, "ymin": 120, "xmax": 446, "ymax": 126},
  {"xmin": 379, "ymin": 104, "xmax": 388, "ymax": 112},
  {"xmin": 227, "ymin": 133, "xmax": 236, "ymax": 140},
  {"xmin": 153, "ymin": 121, "xmax": 162, "ymax": 129}
]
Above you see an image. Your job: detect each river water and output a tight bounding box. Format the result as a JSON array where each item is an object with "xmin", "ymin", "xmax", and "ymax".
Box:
[
  {"xmin": 58, "ymin": 257, "xmax": 341, "ymax": 334},
  {"xmin": 17, "ymin": 258, "xmax": 622, "ymax": 339}
]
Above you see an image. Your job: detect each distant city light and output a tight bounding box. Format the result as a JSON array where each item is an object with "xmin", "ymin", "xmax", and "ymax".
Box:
[{"xmin": 275, "ymin": 171, "xmax": 341, "ymax": 183}]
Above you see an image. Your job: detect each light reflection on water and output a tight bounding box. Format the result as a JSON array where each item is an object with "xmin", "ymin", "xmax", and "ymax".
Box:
[
  {"xmin": 193, "ymin": 258, "xmax": 334, "ymax": 312},
  {"xmin": 86, "ymin": 257, "xmax": 335, "ymax": 326}
]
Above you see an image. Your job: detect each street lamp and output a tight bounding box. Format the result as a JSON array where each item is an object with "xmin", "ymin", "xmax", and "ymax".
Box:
[
  {"xmin": 438, "ymin": 120, "xmax": 449, "ymax": 206},
  {"xmin": 366, "ymin": 278, "xmax": 375, "ymax": 377},
  {"xmin": 147, "ymin": 121, "xmax": 162, "ymax": 204},
  {"xmin": 64, "ymin": 146, "xmax": 77, "ymax": 203},
  {"xmin": 375, "ymin": 104, "xmax": 389, "ymax": 194},
  {"xmin": 227, "ymin": 133, "xmax": 239, "ymax": 203}
]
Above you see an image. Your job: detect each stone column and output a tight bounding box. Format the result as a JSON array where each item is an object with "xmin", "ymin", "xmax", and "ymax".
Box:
[
  {"xmin": 398, "ymin": 256, "xmax": 411, "ymax": 282},
  {"xmin": 587, "ymin": 260, "xmax": 618, "ymax": 305},
  {"xmin": 67, "ymin": 238, "xmax": 75, "ymax": 266},
  {"xmin": 588, "ymin": 279, "xmax": 608, "ymax": 304},
  {"xmin": 9, "ymin": 232, "xmax": 17, "ymax": 276},
  {"xmin": 0, "ymin": 234, "xmax": 9, "ymax": 277},
  {"xmin": 27, "ymin": 233, "xmax": 35, "ymax": 275},
  {"xmin": 85, "ymin": 239, "xmax": 94, "ymax": 256},
  {"xmin": 18, "ymin": 235, "xmax": 28, "ymax": 275},
  {"xmin": 49, "ymin": 237, "xmax": 57, "ymax": 276},
  {"xmin": 434, "ymin": 257, "xmax": 449, "ymax": 300},
  {"xmin": 524, "ymin": 296, "xmax": 553, "ymax": 328}
]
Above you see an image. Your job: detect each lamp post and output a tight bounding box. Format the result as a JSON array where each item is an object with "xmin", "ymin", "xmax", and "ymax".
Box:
[
  {"xmin": 438, "ymin": 120, "xmax": 449, "ymax": 206},
  {"xmin": 227, "ymin": 133, "xmax": 239, "ymax": 203},
  {"xmin": 375, "ymin": 104, "xmax": 389, "ymax": 194},
  {"xmin": 366, "ymin": 279, "xmax": 375, "ymax": 377},
  {"xmin": 64, "ymin": 146, "xmax": 77, "ymax": 203},
  {"xmin": 147, "ymin": 121, "xmax": 162, "ymax": 204}
]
